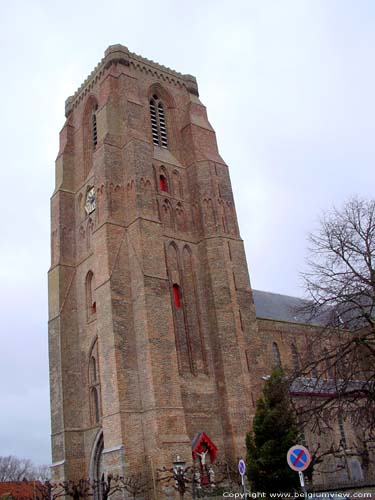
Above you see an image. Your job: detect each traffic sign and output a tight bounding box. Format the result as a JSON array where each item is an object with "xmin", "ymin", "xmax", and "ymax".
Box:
[
  {"xmin": 238, "ymin": 459, "xmax": 246, "ymax": 476},
  {"xmin": 287, "ymin": 445, "xmax": 311, "ymax": 472}
]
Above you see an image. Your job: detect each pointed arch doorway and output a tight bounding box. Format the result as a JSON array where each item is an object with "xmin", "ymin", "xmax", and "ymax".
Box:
[{"xmin": 90, "ymin": 429, "xmax": 104, "ymax": 500}]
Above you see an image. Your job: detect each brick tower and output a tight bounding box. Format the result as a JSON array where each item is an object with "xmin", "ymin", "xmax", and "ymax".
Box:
[{"xmin": 48, "ymin": 44, "xmax": 260, "ymax": 484}]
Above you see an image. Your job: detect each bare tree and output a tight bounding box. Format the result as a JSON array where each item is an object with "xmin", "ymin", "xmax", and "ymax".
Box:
[
  {"xmin": 0, "ymin": 456, "xmax": 36, "ymax": 481},
  {"xmin": 0, "ymin": 456, "xmax": 51, "ymax": 482},
  {"xmin": 295, "ymin": 198, "xmax": 375, "ymax": 440},
  {"xmin": 33, "ymin": 465, "xmax": 51, "ymax": 481}
]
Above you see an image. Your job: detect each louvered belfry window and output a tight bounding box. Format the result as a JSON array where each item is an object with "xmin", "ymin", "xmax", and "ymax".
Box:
[
  {"xmin": 149, "ymin": 95, "xmax": 168, "ymax": 148},
  {"xmin": 92, "ymin": 105, "xmax": 98, "ymax": 148}
]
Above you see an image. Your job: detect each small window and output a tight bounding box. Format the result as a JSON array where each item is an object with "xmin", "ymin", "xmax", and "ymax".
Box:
[
  {"xmin": 173, "ymin": 284, "xmax": 181, "ymax": 308},
  {"xmin": 349, "ymin": 459, "xmax": 363, "ymax": 481},
  {"xmin": 272, "ymin": 342, "xmax": 281, "ymax": 368},
  {"xmin": 149, "ymin": 96, "xmax": 168, "ymax": 149},
  {"xmin": 291, "ymin": 344, "xmax": 299, "ymax": 373},
  {"xmin": 90, "ymin": 357, "xmax": 97, "ymax": 383},
  {"xmin": 323, "ymin": 348, "xmax": 334, "ymax": 379},
  {"xmin": 338, "ymin": 414, "xmax": 347, "ymax": 449},
  {"xmin": 300, "ymin": 427, "xmax": 307, "ymax": 447},
  {"xmin": 160, "ymin": 175, "xmax": 167, "ymax": 192},
  {"xmin": 86, "ymin": 271, "xmax": 96, "ymax": 320},
  {"xmin": 92, "ymin": 387, "xmax": 100, "ymax": 423}
]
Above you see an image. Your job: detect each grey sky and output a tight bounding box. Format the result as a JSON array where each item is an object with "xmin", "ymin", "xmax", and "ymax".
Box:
[{"xmin": 0, "ymin": 0, "xmax": 374, "ymax": 466}]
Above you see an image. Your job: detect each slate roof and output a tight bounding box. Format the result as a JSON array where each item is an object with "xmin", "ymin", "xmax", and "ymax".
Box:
[
  {"xmin": 252, "ymin": 289, "xmax": 325, "ymax": 326},
  {"xmin": 289, "ymin": 377, "xmax": 370, "ymax": 396}
]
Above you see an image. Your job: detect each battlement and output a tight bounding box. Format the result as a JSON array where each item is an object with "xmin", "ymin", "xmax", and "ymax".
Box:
[{"xmin": 65, "ymin": 44, "xmax": 199, "ymax": 117}]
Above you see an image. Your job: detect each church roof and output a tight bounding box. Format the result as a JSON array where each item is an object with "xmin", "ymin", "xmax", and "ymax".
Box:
[
  {"xmin": 252, "ymin": 289, "xmax": 325, "ymax": 326},
  {"xmin": 289, "ymin": 377, "xmax": 370, "ymax": 396}
]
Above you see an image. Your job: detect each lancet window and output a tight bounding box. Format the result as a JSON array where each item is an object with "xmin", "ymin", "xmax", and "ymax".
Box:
[
  {"xmin": 89, "ymin": 340, "xmax": 101, "ymax": 425},
  {"xmin": 86, "ymin": 271, "xmax": 96, "ymax": 321},
  {"xmin": 272, "ymin": 342, "xmax": 281, "ymax": 368},
  {"xmin": 150, "ymin": 95, "xmax": 168, "ymax": 148}
]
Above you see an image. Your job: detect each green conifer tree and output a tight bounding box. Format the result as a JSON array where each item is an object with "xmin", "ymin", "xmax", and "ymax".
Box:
[{"xmin": 246, "ymin": 368, "xmax": 301, "ymax": 493}]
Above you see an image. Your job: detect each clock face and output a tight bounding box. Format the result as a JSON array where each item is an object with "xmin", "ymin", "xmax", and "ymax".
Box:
[{"xmin": 85, "ymin": 187, "xmax": 96, "ymax": 215}]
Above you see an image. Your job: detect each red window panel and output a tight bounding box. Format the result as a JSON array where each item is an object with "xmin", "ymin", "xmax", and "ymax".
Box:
[
  {"xmin": 160, "ymin": 175, "xmax": 167, "ymax": 192},
  {"xmin": 173, "ymin": 284, "xmax": 181, "ymax": 308}
]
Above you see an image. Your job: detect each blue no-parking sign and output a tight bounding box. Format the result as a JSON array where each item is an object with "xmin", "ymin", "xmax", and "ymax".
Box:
[
  {"xmin": 238, "ymin": 459, "xmax": 246, "ymax": 476},
  {"xmin": 287, "ymin": 445, "xmax": 311, "ymax": 472}
]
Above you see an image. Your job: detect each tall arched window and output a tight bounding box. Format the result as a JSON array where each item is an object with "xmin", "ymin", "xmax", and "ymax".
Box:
[
  {"xmin": 149, "ymin": 95, "xmax": 168, "ymax": 148},
  {"xmin": 92, "ymin": 104, "xmax": 98, "ymax": 149},
  {"xmin": 89, "ymin": 340, "xmax": 101, "ymax": 425},
  {"xmin": 349, "ymin": 459, "xmax": 363, "ymax": 481},
  {"xmin": 90, "ymin": 356, "xmax": 97, "ymax": 383},
  {"xmin": 272, "ymin": 342, "xmax": 281, "ymax": 368},
  {"xmin": 91, "ymin": 387, "xmax": 100, "ymax": 423},
  {"xmin": 86, "ymin": 271, "xmax": 96, "ymax": 321},
  {"xmin": 291, "ymin": 343, "xmax": 299, "ymax": 373},
  {"xmin": 83, "ymin": 97, "xmax": 98, "ymax": 178},
  {"xmin": 338, "ymin": 414, "xmax": 347, "ymax": 449},
  {"xmin": 323, "ymin": 348, "xmax": 334, "ymax": 379}
]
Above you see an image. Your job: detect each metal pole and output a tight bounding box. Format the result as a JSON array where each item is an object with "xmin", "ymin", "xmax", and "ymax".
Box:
[
  {"xmin": 241, "ymin": 474, "xmax": 246, "ymax": 496},
  {"xmin": 298, "ymin": 471, "xmax": 307, "ymax": 496}
]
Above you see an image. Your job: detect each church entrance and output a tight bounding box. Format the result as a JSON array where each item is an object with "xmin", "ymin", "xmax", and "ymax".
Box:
[{"xmin": 91, "ymin": 430, "xmax": 104, "ymax": 500}]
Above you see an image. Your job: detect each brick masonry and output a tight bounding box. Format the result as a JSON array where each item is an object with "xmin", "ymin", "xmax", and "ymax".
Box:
[{"xmin": 48, "ymin": 45, "xmax": 374, "ymax": 489}]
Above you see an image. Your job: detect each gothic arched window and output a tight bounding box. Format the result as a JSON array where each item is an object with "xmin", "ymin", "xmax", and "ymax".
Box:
[
  {"xmin": 91, "ymin": 431, "xmax": 104, "ymax": 500},
  {"xmin": 272, "ymin": 342, "xmax": 281, "ymax": 368},
  {"xmin": 323, "ymin": 348, "xmax": 334, "ymax": 379},
  {"xmin": 291, "ymin": 343, "xmax": 299, "ymax": 373},
  {"xmin": 150, "ymin": 95, "xmax": 168, "ymax": 148},
  {"xmin": 90, "ymin": 356, "xmax": 97, "ymax": 383},
  {"xmin": 92, "ymin": 104, "xmax": 98, "ymax": 149},
  {"xmin": 160, "ymin": 174, "xmax": 168, "ymax": 192},
  {"xmin": 86, "ymin": 271, "xmax": 96, "ymax": 321},
  {"xmin": 83, "ymin": 97, "xmax": 98, "ymax": 178},
  {"xmin": 349, "ymin": 459, "xmax": 363, "ymax": 481},
  {"xmin": 91, "ymin": 387, "xmax": 100, "ymax": 423},
  {"xmin": 300, "ymin": 426, "xmax": 307, "ymax": 447},
  {"xmin": 89, "ymin": 341, "xmax": 101, "ymax": 425},
  {"xmin": 338, "ymin": 414, "xmax": 347, "ymax": 449}
]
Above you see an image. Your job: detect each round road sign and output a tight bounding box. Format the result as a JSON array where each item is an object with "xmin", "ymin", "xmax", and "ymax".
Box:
[
  {"xmin": 238, "ymin": 459, "xmax": 246, "ymax": 476},
  {"xmin": 287, "ymin": 445, "xmax": 311, "ymax": 472}
]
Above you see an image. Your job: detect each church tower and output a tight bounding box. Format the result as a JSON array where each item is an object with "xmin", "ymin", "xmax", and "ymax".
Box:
[{"xmin": 48, "ymin": 44, "xmax": 260, "ymax": 483}]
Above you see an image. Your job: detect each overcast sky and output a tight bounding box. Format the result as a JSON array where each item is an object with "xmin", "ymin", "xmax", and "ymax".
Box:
[{"xmin": 0, "ymin": 0, "xmax": 374, "ymax": 467}]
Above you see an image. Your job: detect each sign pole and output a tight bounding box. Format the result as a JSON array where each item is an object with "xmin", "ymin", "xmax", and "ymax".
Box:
[
  {"xmin": 298, "ymin": 471, "xmax": 306, "ymax": 495},
  {"xmin": 287, "ymin": 445, "xmax": 311, "ymax": 495}
]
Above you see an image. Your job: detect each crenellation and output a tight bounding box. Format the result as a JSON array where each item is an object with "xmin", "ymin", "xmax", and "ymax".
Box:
[{"xmin": 65, "ymin": 45, "xmax": 198, "ymax": 118}]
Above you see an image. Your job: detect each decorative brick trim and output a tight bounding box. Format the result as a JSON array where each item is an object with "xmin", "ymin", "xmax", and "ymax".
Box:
[{"xmin": 65, "ymin": 44, "xmax": 198, "ymax": 117}]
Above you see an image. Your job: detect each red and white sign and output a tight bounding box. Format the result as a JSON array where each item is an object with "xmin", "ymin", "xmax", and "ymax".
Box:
[{"xmin": 287, "ymin": 445, "xmax": 311, "ymax": 472}]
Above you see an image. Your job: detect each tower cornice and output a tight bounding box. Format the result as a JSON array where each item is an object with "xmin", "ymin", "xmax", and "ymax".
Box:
[{"xmin": 65, "ymin": 44, "xmax": 199, "ymax": 117}]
